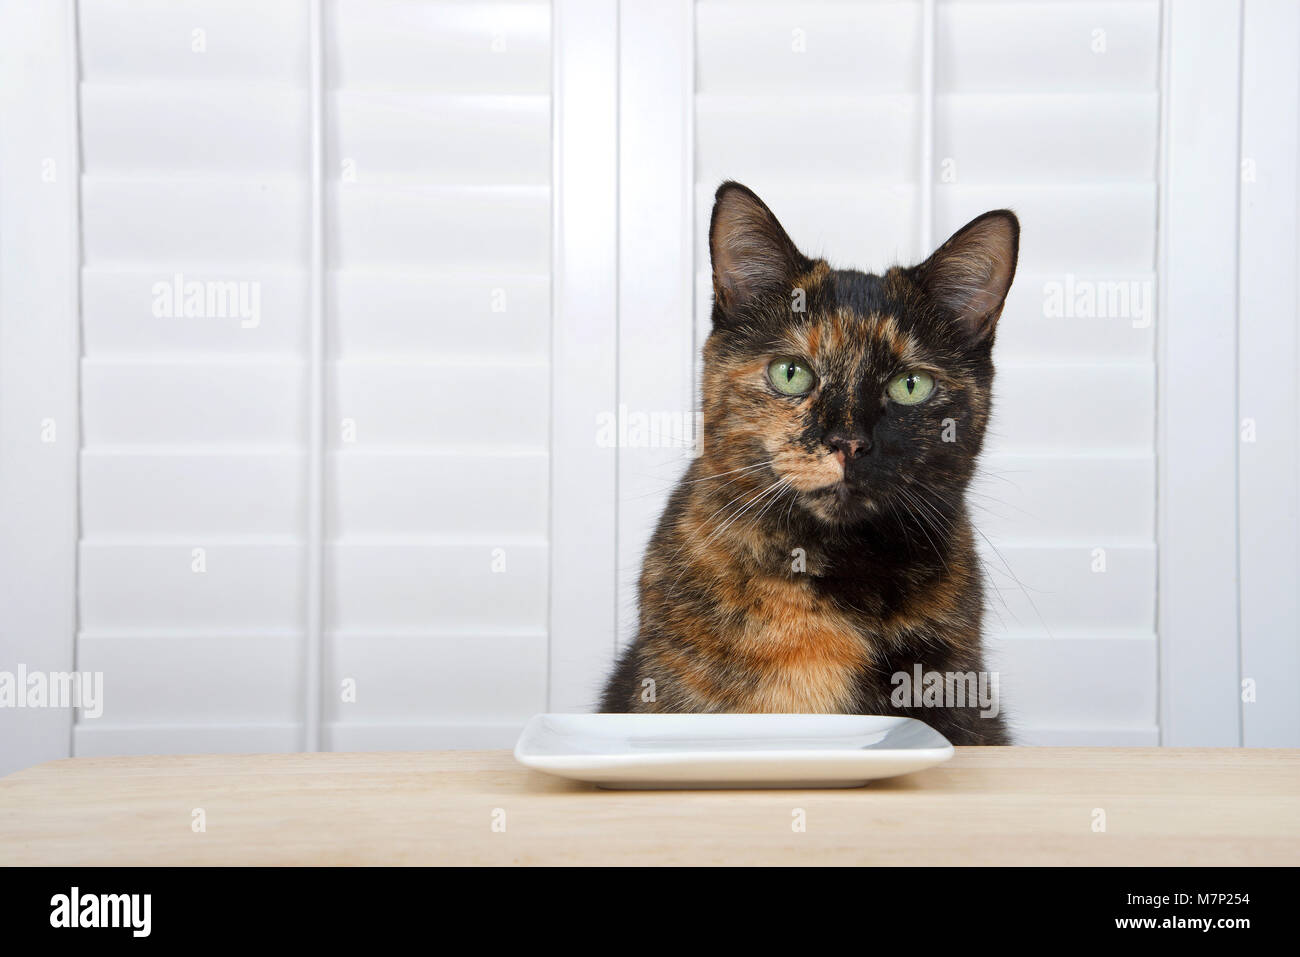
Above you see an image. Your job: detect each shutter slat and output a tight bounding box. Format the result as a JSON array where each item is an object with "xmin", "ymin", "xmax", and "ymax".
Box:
[
  {"xmin": 77, "ymin": 634, "xmax": 303, "ymax": 725},
  {"xmin": 80, "ymin": 83, "xmax": 307, "ymax": 174},
  {"xmin": 697, "ymin": 94, "xmax": 919, "ymax": 185},
  {"xmin": 83, "ymin": 177, "xmax": 308, "ymax": 266},
  {"xmin": 988, "ymin": 361, "xmax": 1155, "ymax": 452},
  {"xmin": 973, "ymin": 451, "xmax": 1154, "ymax": 543},
  {"xmin": 83, "ymin": 267, "xmax": 307, "ymax": 356},
  {"xmin": 327, "ymin": 544, "xmax": 548, "ymax": 633},
  {"xmin": 83, "ymin": 359, "xmax": 305, "ymax": 446},
  {"xmin": 696, "ymin": 0, "xmax": 921, "ymax": 94},
  {"xmin": 989, "ymin": 632, "xmax": 1157, "ymax": 730},
  {"xmin": 82, "ymin": 450, "xmax": 304, "ymax": 539},
  {"xmin": 330, "ymin": 359, "xmax": 548, "ymax": 447},
  {"xmin": 79, "ymin": 0, "xmax": 309, "ymax": 84},
  {"xmin": 325, "ymin": 634, "xmax": 548, "ymax": 723},
  {"xmin": 936, "ymin": 92, "xmax": 1159, "ymax": 183},
  {"xmin": 330, "ymin": 184, "xmax": 549, "ymax": 270},
  {"xmin": 996, "ymin": 271, "xmax": 1155, "ymax": 361},
  {"xmin": 981, "ymin": 544, "xmax": 1155, "ymax": 632},
  {"xmin": 80, "ymin": 543, "xmax": 303, "ymax": 632},
  {"xmin": 331, "ymin": 92, "xmax": 550, "ymax": 184},
  {"xmin": 331, "ymin": 271, "xmax": 549, "ymax": 357},
  {"xmin": 328, "ymin": 0, "xmax": 551, "ymax": 93},
  {"xmin": 331, "ymin": 451, "xmax": 549, "ymax": 538},
  {"xmin": 937, "ymin": 0, "xmax": 1159, "ymax": 93},
  {"xmin": 936, "ymin": 183, "xmax": 1156, "ymax": 273}
]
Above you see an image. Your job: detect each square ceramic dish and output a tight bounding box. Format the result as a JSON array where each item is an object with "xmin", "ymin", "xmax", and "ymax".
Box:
[{"xmin": 513, "ymin": 713, "xmax": 954, "ymax": 789}]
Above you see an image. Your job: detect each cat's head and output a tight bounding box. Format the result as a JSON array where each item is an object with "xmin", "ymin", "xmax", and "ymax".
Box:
[{"xmin": 702, "ymin": 181, "xmax": 1018, "ymax": 527}]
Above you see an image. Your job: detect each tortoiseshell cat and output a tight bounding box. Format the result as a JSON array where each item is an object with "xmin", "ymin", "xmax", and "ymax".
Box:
[{"xmin": 601, "ymin": 182, "xmax": 1017, "ymax": 745}]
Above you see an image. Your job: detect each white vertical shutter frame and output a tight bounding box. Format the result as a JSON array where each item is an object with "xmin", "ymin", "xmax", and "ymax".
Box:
[
  {"xmin": 691, "ymin": 0, "xmax": 1161, "ymax": 743},
  {"xmin": 1158, "ymin": 0, "xmax": 1244, "ymax": 745},
  {"xmin": 0, "ymin": 0, "xmax": 81, "ymax": 776},
  {"xmin": 1236, "ymin": 0, "xmax": 1299, "ymax": 746},
  {"xmin": 616, "ymin": 0, "xmax": 696, "ymax": 654}
]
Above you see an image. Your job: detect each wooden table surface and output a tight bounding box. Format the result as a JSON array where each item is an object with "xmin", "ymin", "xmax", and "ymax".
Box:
[{"xmin": 1, "ymin": 747, "xmax": 1296, "ymax": 865}]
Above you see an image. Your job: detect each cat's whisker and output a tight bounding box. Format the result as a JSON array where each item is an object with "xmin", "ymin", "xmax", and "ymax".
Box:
[
  {"xmin": 967, "ymin": 521, "xmax": 1056, "ymax": 640},
  {"xmin": 969, "ymin": 465, "xmax": 1029, "ymax": 493},
  {"xmin": 892, "ymin": 485, "xmax": 952, "ymax": 578},
  {"xmin": 782, "ymin": 486, "xmax": 799, "ymax": 537},
  {"xmin": 894, "ymin": 480, "xmax": 957, "ymax": 535},
  {"xmin": 663, "ymin": 477, "xmax": 791, "ymax": 595},
  {"xmin": 892, "ymin": 485, "xmax": 943, "ymax": 544},
  {"xmin": 751, "ymin": 477, "xmax": 795, "ymax": 529},
  {"xmin": 904, "ymin": 494, "xmax": 954, "ymax": 536},
  {"xmin": 896, "ymin": 481, "xmax": 1026, "ymax": 630},
  {"xmin": 883, "ymin": 495, "xmax": 914, "ymax": 553},
  {"xmin": 678, "ymin": 461, "xmax": 774, "ymax": 486},
  {"xmin": 697, "ymin": 478, "xmax": 790, "ymax": 551},
  {"xmin": 661, "ymin": 475, "xmax": 786, "ymax": 573},
  {"xmin": 620, "ymin": 461, "xmax": 773, "ymax": 503},
  {"xmin": 659, "ymin": 483, "xmax": 765, "ymax": 567},
  {"xmin": 906, "ymin": 477, "xmax": 1052, "ymax": 614}
]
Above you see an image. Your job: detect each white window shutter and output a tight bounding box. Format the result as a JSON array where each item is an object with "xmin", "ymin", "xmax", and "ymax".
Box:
[
  {"xmin": 11, "ymin": 0, "xmax": 1281, "ymax": 761},
  {"xmin": 73, "ymin": 0, "xmax": 554, "ymax": 755},
  {"xmin": 76, "ymin": 0, "xmax": 312, "ymax": 755},
  {"xmin": 323, "ymin": 0, "xmax": 552, "ymax": 749}
]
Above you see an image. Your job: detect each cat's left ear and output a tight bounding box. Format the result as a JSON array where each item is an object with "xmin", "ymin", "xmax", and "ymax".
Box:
[{"xmin": 910, "ymin": 210, "xmax": 1019, "ymax": 345}]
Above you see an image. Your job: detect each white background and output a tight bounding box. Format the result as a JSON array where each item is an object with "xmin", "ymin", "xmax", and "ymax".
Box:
[{"xmin": 0, "ymin": 0, "xmax": 1296, "ymax": 777}]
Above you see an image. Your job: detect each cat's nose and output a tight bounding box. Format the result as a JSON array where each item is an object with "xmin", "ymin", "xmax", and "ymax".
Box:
[{"xmin": 826, "ymin": 432, "xmax": 871, "ymax": 463}]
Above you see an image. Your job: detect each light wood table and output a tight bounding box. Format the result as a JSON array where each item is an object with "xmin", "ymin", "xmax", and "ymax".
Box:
[{"xmin": 1, "ymin": 748, "xmax": 1296, "ymax": 865}]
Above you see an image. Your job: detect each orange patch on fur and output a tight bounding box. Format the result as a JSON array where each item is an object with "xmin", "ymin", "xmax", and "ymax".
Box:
[
  {"xmin": 828, "ymin": 311, "xmax": 845, "ymax": 350},
  {"xmin": 727, "ymin": 576, "xmax": 869, "ymax": 713},
  {"xmin": 766, "ymin": 445, "xmax": 842, "ymax": 491},
  {"xmin": 805, "ymin": 322, "xmax": 821, "ymax": 358}
]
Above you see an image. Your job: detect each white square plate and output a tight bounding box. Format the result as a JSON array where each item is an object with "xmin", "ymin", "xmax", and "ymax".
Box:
[{"xmin": 513, "ymin": 713, "xmax": 954, "ymax": 789}]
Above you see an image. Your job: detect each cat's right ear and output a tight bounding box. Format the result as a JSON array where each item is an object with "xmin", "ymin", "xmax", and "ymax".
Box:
[{"xmin": 709, "ymin": 182, "xmax": 809, "ymax": 318}]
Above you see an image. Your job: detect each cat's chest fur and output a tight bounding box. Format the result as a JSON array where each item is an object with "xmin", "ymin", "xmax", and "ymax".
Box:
[{"xmin": 721, "ymin": 573, "xmax": 869, "ymax": 713}]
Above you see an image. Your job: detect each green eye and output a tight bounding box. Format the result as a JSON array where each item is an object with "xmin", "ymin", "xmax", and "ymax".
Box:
[
  {"xmin": 767, "ymin": 358, "xmax": 816, "ymax": 396},
  {"xmin": 886, "ymin": 371, "xmax": 935, "ymax": 405}
]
